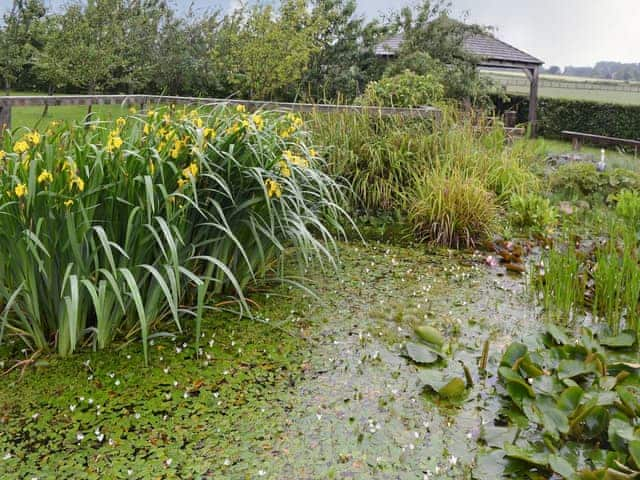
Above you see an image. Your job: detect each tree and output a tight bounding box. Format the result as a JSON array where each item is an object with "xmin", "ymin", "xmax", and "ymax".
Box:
[
  {"xmin": 0, "ymin": 0, "xmax": 46, "ymax": 94},
  {"xmin": 211, "ymin": 0, "xmax": 324, "ymax": 100},
  {"xmin": 300, "ymin": 0, "xmax": 387, "ymax": 102}
]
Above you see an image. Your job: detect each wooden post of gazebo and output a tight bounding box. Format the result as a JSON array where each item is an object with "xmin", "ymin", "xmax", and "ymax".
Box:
[{"xmin": 525, "ymin": 66, "xmax": 540, "ymax": 137}]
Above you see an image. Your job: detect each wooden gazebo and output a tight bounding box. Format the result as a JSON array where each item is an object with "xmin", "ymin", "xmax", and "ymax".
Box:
[{"xmin": 375, "ymin": 33, "xmax": 544, "ymax": 135}]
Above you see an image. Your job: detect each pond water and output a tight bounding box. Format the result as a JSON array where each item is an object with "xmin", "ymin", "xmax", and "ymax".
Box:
[{"xmin": 0, "ymin": 242, "xmax": 541, "ymax": 479}]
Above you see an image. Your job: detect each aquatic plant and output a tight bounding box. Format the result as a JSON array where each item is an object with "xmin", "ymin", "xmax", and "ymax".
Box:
[
  {"xmin": 0, "ymin": 106, "xmax": 348, "ymax": 361},
  {"xmin": 509, "ymin": 193, "xmax": 558, "ymax": 236},
  {"xmin": 613, "ymin": 188, "xmax": 640, "ymax": 227},
  {"xmin": 489, "ymin": 325, "xmax": 640, "ymax": 479},
  {"xmin": 408, "ymin": 170, "xmax": 499, "ymax": 249}
]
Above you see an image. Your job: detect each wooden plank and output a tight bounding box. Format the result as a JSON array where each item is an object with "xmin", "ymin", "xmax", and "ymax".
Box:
[{"xmin": 561, "ymin": 130, "xmax": 640, "ymax": 147}]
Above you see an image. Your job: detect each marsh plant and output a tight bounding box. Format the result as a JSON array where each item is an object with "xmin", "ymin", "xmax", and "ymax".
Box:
[
  {"xmin": 408, "ymin": 171, "xmax": 499, "ymax": 249},
  {"xmin": 0, "ymin": 105, "xmax": 348, "ymax": 362},
  {"xmin": 509, "ymin": 193, "xmax": 558, "ymax": 236},
  {"xmin": 535, "ymin": 224, "xmax": 640, "ymax": 337},
  {"xmin": 613, "ymin": 188, "xmax": 640, "ymax": 227},
  {"xmin": 311, "ymin": 109, "xmax": 540, "ymax": 247}
]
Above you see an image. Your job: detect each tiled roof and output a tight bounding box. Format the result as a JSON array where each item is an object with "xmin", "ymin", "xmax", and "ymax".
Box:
[{"xmin": 375, "ymin": 32, "xmax": 543, "ymax": 65}]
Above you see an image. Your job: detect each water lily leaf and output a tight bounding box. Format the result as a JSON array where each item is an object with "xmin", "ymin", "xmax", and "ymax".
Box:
[
  {"xmin": 538, "ymin": 396, "xmax": 570, "ymax": 438},
  {"xmin": 547, "ymin": 324, "xmax": 570, "ymax": 346},
  {"xmin": 438, "ymin": 377, "xmax": 467, "ymax": 398},
  {"xmin": 600, "ymin": 376, "xmax": 618, "ymax": 391},
  {"xmin": 533, "ymin": 374, "xmax": 563, "ymax": 396},
  {"xmin": 414, "ymin": 325, "xmax": 444, "ymax": 347},
  {"xmin": 558, "ymin": 386, "xmax": 584, "ymax": 415},
  {"xmin": 617, "ymin": 386, "xmax": 640, "ymax": 416},
  {"xmin": 600, "ymin": 332, "xmax": 636, "ymax": 349},
  {"xmin": 419, "ymin": 370, "xmax": 467, "ymax": 399},
  {"xmin": 503, "ymin": 443, "xmax": 549, "ymax": 467},
  {"xmin": 549, "ymin": 454, "xmax": 576, "ymax": 478},
  {"xmin": 629, "ymin": 440, "xmax": 640, "ymax": 469},
  {"xmin": 481, "ymin": 426, "xmax": 519, "ymax": 448},
  {"xmin": 499, "ymin": 366, "xmax": 535, "ymax": 397},
  {"xmin": 405, "ymin": 342, "xmax": 439, "ymax": 364},
  {"xmin": 608, "ymin": 419, "xmax": 640, "ymax": 453},
  {"xmin": 558, "ymin": 360, "xmax": 597, "ymax": 380},
  {"xmin": 501, "ymin": 343, "xmax": 528, "ymax": 368},
  {"xmin": 582, "ymin": 406, "xmax": 609, "ymax": 439}
]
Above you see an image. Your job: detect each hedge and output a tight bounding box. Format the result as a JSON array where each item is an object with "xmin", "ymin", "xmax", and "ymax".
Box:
[{"xmin": 492, "ymin": 94, "xmax": 640, "ymax": 141}]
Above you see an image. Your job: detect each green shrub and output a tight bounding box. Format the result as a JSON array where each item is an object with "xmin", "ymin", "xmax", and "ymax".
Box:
[
  {"xmin": 612, "ymin": 189, "xmax": 640, "ymax": 226},
  {"xmin": 358, "ymin": 70, "xmax": 445, "ymax": 108},
  {"xmin": 509, "ymin": 193, "xmax": 558, "ymax": 234},
  {"xmin": 0, "ymin": 106, "xmax": 348, "ymax": 361},
  {"xmin": 408, "ymin": 171, "xmax": 499, "ymax": 248}
]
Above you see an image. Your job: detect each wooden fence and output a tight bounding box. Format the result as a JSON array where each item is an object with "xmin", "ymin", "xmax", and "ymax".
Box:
[{"xmin": 0, "ymin": 94, "xmax": 442, "ymax": 132}]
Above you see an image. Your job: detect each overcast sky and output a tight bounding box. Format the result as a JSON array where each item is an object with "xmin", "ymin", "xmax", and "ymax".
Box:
[{"xmin": 1, "ymin": 0, "xmax": 638, "ymax": 67}]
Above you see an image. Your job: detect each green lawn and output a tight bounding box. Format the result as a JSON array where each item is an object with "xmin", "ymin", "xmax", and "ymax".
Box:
[
  {"xmin": 1, "ymin": 92, "xmax": 132, "ymax": 130},
  {"xmin": 535, "ymin": 138, "xmax": 640, "ymax": 170}
]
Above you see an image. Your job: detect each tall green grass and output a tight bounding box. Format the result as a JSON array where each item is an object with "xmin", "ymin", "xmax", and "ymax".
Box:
[
  {"xmin": 310, "ymin": 108, "xmax": 540, "ymax": 247},
  {"xmin": 535, "ymin": 224, "xmax": 640, "ymax": 337},
  {"xmin": 0, "ymin": 106, "xmax": 348, "ymax": 362}
]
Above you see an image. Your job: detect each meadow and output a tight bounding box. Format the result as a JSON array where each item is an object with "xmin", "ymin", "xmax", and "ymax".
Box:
[{"xmin": 485, "ymin": 70, "xmax": 640, "ymax": 105}]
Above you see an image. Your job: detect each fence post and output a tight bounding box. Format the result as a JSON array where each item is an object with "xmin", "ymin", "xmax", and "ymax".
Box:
[{"xmin": 0, "ymin": 103, "xmax": 10, "ymax": 136}]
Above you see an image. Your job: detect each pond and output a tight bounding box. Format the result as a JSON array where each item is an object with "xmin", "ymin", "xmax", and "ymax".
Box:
[{"xmin": 0, "ymin": 242, "xmax": 538, "ymax": 479}]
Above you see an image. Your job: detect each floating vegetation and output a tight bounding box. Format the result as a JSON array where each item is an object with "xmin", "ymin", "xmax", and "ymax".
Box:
[{"xmin": 483, "ymin": 325, "xmax": 640, "ymax": 479}]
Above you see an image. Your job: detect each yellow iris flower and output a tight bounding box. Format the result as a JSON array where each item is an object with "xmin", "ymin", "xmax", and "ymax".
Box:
[
  {"xmin": 14, "ymin": 183, "xmax": 27, "ymax": 198},
  {"xmin": 37, "ymin": 169, "xmax": 54, "ymax": 184},
  {"xmin": 265, "ymin": 179, "xmax": 282, "ymax": 198}
]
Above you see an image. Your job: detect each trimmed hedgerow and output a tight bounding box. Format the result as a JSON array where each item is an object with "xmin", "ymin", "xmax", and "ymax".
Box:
[{"xmin": 493, "ymin": 94, "xmax": 640, "ymax": 140}]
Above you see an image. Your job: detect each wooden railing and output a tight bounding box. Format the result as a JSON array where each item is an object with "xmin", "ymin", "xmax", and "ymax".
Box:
[{"xmin": 0, "ymin": 94, "xmax": 442, "ymax": 131}]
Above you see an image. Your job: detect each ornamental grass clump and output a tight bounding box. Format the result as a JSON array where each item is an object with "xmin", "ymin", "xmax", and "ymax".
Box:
[{"xmin": 0, "ymin": 105, "xmax": 348, "ymax": 362}]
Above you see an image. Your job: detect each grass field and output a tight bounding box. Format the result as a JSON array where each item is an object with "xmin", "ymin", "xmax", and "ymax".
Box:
[
  {"xmin": 484, "ymin": 70, "xmax": 640, "ymax": 105},
  {"xmin": 2, "ymin": 92, "xmax": 134, "ymax": 130}
]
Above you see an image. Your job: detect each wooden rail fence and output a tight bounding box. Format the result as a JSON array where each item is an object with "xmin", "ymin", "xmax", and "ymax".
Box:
[{"xmin": 0, "ymin": 94, "xmax": 442, "ymax": 132}]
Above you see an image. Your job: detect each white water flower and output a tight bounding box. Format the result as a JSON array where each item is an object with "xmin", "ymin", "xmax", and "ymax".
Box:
[
  {"xmin": 449, "ymin": 455, "xmax": 458, "ymax": 466},
  {"xmin": 76, "ymin": 433, "xmax": 84, "ymax": 442},
  {"xmin": 69, "ymin": 404, "xmax": 76, "ymax": 412}
]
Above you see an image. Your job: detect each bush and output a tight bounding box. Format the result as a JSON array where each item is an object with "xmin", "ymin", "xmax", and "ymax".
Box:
[
  {"xmin": 508, "ymin": 193, "xmax": 558, "ymax": 235},
  {"xmin": 358, "ymin": 70, "xmax": 445, "ymax": 108},
  {"xmin": 408, "ymin": 171, "xmax": 499, "ymax": 249},
  {"xmin": 0, "ymin": 106, "xmax": 347, "ymax": 361},
  {"xmin": 493, "ymin": 94, "xmax": 640, "ymax": 140}
]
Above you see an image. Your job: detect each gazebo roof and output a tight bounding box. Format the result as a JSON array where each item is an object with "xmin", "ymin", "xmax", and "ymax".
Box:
[{"xmin": 375, "ymin": 32, "xmax": 543, "ymax": 67}]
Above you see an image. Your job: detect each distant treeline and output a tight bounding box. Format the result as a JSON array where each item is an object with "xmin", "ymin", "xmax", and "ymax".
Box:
[{"xmin": 545, "ymin": 62, "xmax": 640, "ymax": 82}]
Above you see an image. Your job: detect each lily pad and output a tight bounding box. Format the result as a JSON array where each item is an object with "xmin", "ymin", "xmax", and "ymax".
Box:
[
  {"xmin": 414, "ymin": 325, "xmax": 444, "ymax": 347},
  {"xmin": 419, "ymin": 370, "xmax": 467, "ymax": 399},
  {"xmin": 405, "ymin": 342, "xmax": 440, "ymax": 364},
  {"xmin": 549, "ymin": 454, "xmax": 575, "ymax": 478},
  {"xmin": 503, "ymin": 444, "xmax": 549, "ymax": 467},
  {"xmin": 599, "ymin": 332, "xmax": 636, "ymax": 349},
  {"xmin": 558, "ymin": 360, "xmax": 597, "ymax": 380}
]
